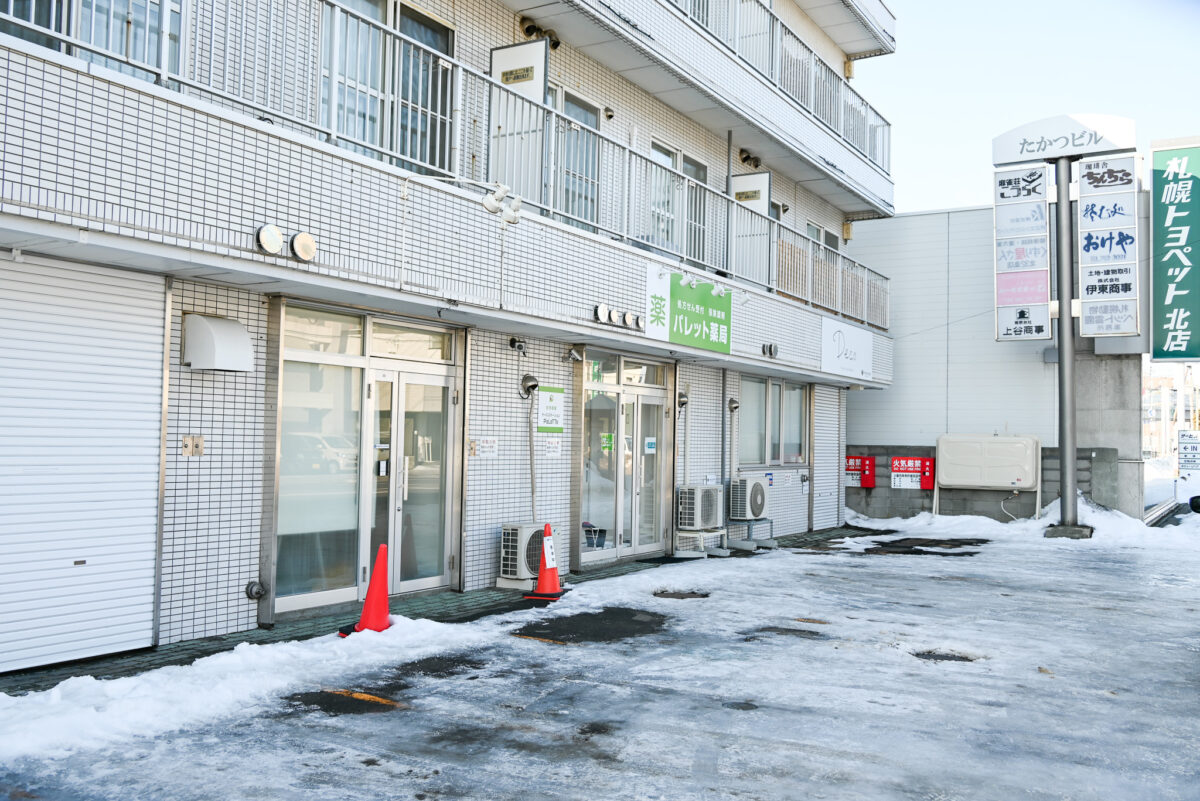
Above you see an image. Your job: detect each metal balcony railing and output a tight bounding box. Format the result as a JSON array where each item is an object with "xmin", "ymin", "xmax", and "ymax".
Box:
[
  {"xmin": 0, "ymin": 0, "xmax": 890, "ymax": 330},
  {"xmin": 665, "ymin": 0, "xmax": 890, "ymax": 173}
]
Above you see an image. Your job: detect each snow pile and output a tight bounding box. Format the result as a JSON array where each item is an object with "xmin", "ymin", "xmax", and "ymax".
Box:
[{"xmin": 0, "ymin": 616, "xmax": 493, "ymax": 762}]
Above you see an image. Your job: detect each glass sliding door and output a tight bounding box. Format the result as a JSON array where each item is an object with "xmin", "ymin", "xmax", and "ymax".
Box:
[
  {"xmin": 367, "ymin": 370, "xmax": 453, "ymax": 593},
  {"xmin": 637, "ymin": 397, "xmax": 664, "ymax": 550},
  {"xmin": 581, "ymin": 390, "xmax": 618, "ymax": 554}
]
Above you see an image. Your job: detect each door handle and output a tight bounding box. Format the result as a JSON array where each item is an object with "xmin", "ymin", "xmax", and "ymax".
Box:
[{"xmin": 402, "ymin": 455, "xmax": 410, "ymax": 502}]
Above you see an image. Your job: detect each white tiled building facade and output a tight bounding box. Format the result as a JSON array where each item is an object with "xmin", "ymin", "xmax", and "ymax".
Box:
[{"xmin": 0, "ymin": 0, "xmax": 896, "ymax": 670}]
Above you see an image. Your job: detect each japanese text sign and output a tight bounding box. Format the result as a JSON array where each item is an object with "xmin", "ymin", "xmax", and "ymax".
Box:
[
  {"xmin": 1079, "ymin": 156, "xmax": 1140, "ymax": 337},
  {"xmin": 994, "ymin": 166, "xmax": 1051, "ymax": 341},
  {"xmin": 1152, "ymin": 143, "xmax": 1200, "ymax": 360},
  {"xmin": 536, "ymin": 386, "xmax": 564, "ymax": 433},
  {"xmin": 890, "ymin": 457, "xmax": 933, "ymax": 490},
  {"xmin": 645, "ymin": 266, "xmax": 732, "ymax": 354}
]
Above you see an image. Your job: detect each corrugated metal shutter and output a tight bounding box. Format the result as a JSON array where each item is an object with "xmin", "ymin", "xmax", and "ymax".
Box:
[
  {"xmin": 838, "ymin": 388, "xmax": 847, "ymax": 526},
  {"xmin": 812, "ymin": 385, "xmax": 840, "ymax": 529},
  {"xmin": 0, "ymin": 261, "xmax": 164, "ymax": 672}
]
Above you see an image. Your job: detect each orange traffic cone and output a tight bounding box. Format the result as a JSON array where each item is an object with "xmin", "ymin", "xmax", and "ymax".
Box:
[
  {"xmin": 338, "ymin": 544, "xmax": 392, "ymax": 637},
  {"xmin": 524, "ymin": 524, "xmax": 568, "ymax": 603}
]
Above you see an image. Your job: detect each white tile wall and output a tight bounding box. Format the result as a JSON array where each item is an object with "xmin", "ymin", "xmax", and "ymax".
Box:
[
  {"xmin": 462, "ymin": 330, "xmax": 575, "ymax": 591},
  {"xmin": 160, "ymin": 280, "xmax": 268, "ymax": 643}
]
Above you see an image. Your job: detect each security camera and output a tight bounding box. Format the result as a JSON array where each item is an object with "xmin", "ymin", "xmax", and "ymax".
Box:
[
  {"xmin": 510, "ymin": 336, "xmax": 527, "ymax": 354},
  {"xmin": 520, "ymin": 374, "xmax": 540, "ymax": 398}
]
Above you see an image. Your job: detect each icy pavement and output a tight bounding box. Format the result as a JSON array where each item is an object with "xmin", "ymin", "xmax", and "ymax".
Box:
[{"xmin": 2, "ymin": 501, "xmax": 1200, "ymax": 800}]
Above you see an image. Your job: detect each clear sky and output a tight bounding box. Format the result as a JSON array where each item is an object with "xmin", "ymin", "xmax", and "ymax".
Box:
[{"xmin": 853, "ymin": 0, "xmax": 1200, "ymax": 214}]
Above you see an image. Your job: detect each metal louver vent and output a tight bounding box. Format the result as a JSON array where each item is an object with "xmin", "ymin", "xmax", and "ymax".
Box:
[{"xmin": 525, "ymin": 528, "xmax": 544, "ymax": 575}]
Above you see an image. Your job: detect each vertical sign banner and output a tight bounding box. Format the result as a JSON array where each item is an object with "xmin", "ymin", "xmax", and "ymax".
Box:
[
  {"xmin": 1152, "ymin": 142, "xmax": 1200, "ymax": 360},
  {"xmin": 1078, "ymin": 155, "xmax": 1140, "ymax": 336},
  {"xmin": 536, "ymin": 387, "xmax": 564, "ymax": 433},
  {"xmin": 1176, "ymin": 430, "xmax": 1200, "ymax": 503},
  {"xmin": 994, "ymin": 166, "xmax": 1052, "ymax": 340},
  {"xmin": 645, "ymin": 266, "xmax": 733, "ymax": 354}
]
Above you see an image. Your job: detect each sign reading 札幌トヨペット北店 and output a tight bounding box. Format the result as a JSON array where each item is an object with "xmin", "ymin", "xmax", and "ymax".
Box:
[
  {"xmin": 1152, "ymin": 142, "xmax": 1200, "ymax": 360},
  {"xmin": 644, "ymin": 265, "xmax": 732, "ymax": 354}
]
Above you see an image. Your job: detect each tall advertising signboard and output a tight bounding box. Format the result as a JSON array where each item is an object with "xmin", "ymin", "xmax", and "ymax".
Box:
[
  {"xmin": 994, "ymin": 166, "xmax": 1051, "ymax": 340},
  {"xmin": 1152, "ymin": 141, "xmax": 1200, "ymax": 360},
  {"xmin": 1077, "ymin": 156, "xmax": 1140, "ymax": 336}
]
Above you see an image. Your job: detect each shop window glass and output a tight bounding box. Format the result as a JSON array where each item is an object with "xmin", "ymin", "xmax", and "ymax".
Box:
[
  {"xmin": 284, "ymin": 307, "xmax": 364, "ymax": 355},
  {"xmin": 739, "ymin": 377, "xmax": 767, "ymax": 464},
  {"xmin": 622, "ymin": 360, "xmax": 665, "ymax": 386},
  {"xmin": 782, "ymin": 384, "xmax": 805, "ymax": 463},
  {"xmin": 587, "ymin": 354, "xmax": 619, "ymax": 384},
  {"xmin": 371, "ymin": 321, "xmax": 452, "ymax": 361},
  {"xmin": 277, "ymin": 362, "xmax": 362, "ymax": 596}
]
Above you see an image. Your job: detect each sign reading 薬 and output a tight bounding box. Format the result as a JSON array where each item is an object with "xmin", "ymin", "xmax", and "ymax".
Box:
[{"xmin": 645, "ymin": 265, "xmax": 733, "ymax": 355}]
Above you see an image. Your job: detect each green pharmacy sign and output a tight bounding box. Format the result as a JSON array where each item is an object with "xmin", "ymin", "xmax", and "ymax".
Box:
[
  {"xmin": 1152, "ymin": 143, "xmax": 1200, "ymax": 360},
  {"xmin": 644, "ymin": 267, "xmax": 732, "ymax": 354}
]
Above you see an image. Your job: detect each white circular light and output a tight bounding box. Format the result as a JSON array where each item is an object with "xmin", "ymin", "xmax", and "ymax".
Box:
[
  {"xmin": 595, "ymin": 303, "xmax": 609, "ymax": 322},
  {"xmin": 291, "ymin": 232, "xmax": 317, "ymax": 262},
  {"xmin": 256, "ymin": 224, "xmax": 284, "ymax": 255},
  {"xmin": 623, "ymin": 311, "xmax": 635, "ymax": 328},
  {"xmin": 608, "ymin": 308, "xmax": 622, "ymax": 325}
]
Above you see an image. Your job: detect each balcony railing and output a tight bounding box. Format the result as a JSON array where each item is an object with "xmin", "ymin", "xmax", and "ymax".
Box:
[
  {"xmin": 665, "ymin": 0, "xmax": 890, "ymax": 173},
  {"xmin": 0, "ymin": 0, "xmax": 889, "ymax": 330}
]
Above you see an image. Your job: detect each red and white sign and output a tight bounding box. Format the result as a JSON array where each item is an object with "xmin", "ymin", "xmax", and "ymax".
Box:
[
  {"xmin": 845, "ymin": 456, "xmax": 875, "ymax": 488},
  {"xmin": 891, "ymin": 457, "xmax": 934, "ymax": 490}
]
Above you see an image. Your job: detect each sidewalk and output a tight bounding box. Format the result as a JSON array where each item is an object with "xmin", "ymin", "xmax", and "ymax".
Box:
[{"xmin": 0, "ymin": 528, "xmax": 846, "ymax": 696}]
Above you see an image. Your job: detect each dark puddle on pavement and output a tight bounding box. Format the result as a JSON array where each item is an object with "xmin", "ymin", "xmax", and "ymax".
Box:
[
  {"xmin": 428, "ymin": 720, "xmax": 621, "ymax": 764},
  {"xmin": 283, "ymin": 653, "xmax": 487, "ymax": 716},
  {"xmin": 513, "ymin": 607, "xmax": 667, "ymax": 644},
  {"xmin": 805, "ymin": 537, "xmax": 989, "ymax": 556},
  {"xmin": 653, "ymin": 590, "xmax": 709, "ymax": 599},
  {"xmin": 745, "ymin": 625, "xmax": 827, "ymax": 641},
  {"xmin": 913, "ymin": 650, "xmax": 977, "ymax": 662},
  {"xmin": 723, "ymin": 701, "xmax": 759, "ymax": 711}
]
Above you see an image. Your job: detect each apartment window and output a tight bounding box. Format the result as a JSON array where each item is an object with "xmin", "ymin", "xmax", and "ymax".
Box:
[
  {"xmin": 645, "ymin": 142, "xmax": 708, "ymax": 264},
  {"xmin": 321, "ymin": 0, "xmax": 454, "ymax": 172},
  {"xmin": 805, "ymin": 222, "xmax": 840, "ymax": 251},
  {"xmin": 547, "ymin": 87, "xmax": 601, "ymax": 229},
  {"xmin": 739, "ymin": 377, "xmax": 807, "ymax": 466}
]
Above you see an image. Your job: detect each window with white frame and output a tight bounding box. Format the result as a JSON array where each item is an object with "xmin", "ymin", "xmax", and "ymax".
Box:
[{"xmin": 738, "ymin": 377, "xmax": 807, "ymax": 466}]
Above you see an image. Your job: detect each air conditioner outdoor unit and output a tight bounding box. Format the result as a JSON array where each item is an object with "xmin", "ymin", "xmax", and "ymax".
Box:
[
  {"xmin": 729, "ymin": 477, "xmax": 769, "ymax": 520},
  {"xmin": 500, "ymin": 522, "xmax": 554, "ymax": 580},
  {"xmin": 677, "ymin": 485, "xmax": 723, "ymax": 530}
]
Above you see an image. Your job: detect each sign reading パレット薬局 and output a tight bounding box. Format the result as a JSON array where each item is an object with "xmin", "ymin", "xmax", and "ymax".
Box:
[
  {"xmin": 1152, "ymin": 142, "xmax": 1200, "ymax": 360},
  {"xmin": 645, "ymin": 265, "xmax": 732, "ymax": 354}
]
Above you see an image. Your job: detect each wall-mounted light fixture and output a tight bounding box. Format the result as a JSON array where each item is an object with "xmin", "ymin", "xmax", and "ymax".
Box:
[
  {"xmin": 761, "ymin": 343, "xmax": 779, "ymax": 358},
  {"xmin": 291, "ymin": 232, "xmax": 317, "ymax": 262},
  {"xmin": 543, "ymin": 29, "xmax": 560, "ymax": 49},
  {"xmin": 520, "ymin": 17, "xmax": 539, "ymax": 37},
  {"xmin": 739, "ymin": 149, "xmax": 761, "ymax": 169},
  {"xmin": 255, "ymin": 224, "xmax": 284, "ymax": 255},
  {"xmin": 519, "ymin": 374, "xmax": 540, "ymax": 399},
  {"xmin": 727, "ymin": 398, "xmax": 740, "ymax": 413},
  {"xmin": 711, "ymin": 285, "xmax": 727, "ymax": 297},
  {"xmin": 677, "ymin": 390, "xmax": 689, "ymax": 409}
]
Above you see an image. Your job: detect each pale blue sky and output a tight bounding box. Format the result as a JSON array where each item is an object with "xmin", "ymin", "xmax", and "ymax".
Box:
[{"xmin": 854, "ymin": 0, "xmax": 1200, "ymax": 213}]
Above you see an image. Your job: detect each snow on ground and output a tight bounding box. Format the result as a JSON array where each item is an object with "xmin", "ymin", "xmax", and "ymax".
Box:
[
  {"xmin": 1144, "ymin": 456, "xmax": 1178, "ymax": 509},
  {"xmin": 2, "ymin": 503, "xmax": 1200, "ymax": 800}
]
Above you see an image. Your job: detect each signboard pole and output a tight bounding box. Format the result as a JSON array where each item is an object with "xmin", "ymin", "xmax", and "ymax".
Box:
[{"xmin": 1054, "ymin": 156, "xmax": 1079, "ymax": 525}]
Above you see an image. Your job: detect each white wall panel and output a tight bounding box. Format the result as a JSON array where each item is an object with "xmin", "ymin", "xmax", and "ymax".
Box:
[
  {"xmin": 0, "ymin": 259, "xmax": 164, "ymax": 672},
  {"xmin": 811, "ymin": 384, "xmax": 840, "ymax": 528}
]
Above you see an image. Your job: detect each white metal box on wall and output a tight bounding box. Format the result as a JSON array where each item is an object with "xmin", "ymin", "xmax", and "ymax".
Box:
[
  {"xmin": 0, "ymin": 259, "xmax": 165, "ymax": 672},
  {"xmin": 936, "ymin": 434, "xmax": 1041, "ymax": 490}
]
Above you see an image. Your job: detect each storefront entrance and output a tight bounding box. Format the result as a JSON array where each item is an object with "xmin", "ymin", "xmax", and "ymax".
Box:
[
  {"xmin": 275, "ymin": 305, "xmax": 461, "ymax": 613},
  {"xmin": 579, "ymin": 353, "xmax": 672, "ymax": 563}
]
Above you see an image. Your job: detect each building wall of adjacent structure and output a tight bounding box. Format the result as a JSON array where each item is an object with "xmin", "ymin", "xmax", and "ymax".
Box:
[{"xmin": 845, "ymin": 207, "xmax": 1144, "ymax": 519}]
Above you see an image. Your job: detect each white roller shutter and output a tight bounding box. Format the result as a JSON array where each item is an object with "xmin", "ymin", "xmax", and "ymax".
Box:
[
  {"xmin": 811, "ymin": 385, "xmax": 840, "ymax": 529},
  {"xmin": 838, "ymin": 388, "xmax": 847, "ymax": 526},
  {"xmin": 0, "ymin": 260, "xmax": 165, "ymax": 672}
]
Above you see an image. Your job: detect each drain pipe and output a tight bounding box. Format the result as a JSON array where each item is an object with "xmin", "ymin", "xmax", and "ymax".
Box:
[
  {"xmin": 528, "ymin": 396, "xmax": 537, "ymax": 521},
  {"xmin": 720, "ymin": 369, "xmax": 728, "ymax": 486}
]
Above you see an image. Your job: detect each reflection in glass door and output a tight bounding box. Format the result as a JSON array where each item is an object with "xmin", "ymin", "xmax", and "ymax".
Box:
[
  {"xmin": 582, "ymin": 389, "xmax": 666, "ymax": 559},
  {"xmin": 367, "ymin": 371, "xmax": 452, "ymax": 594},
  {"xmin": 637, "ymin": 398, "xmax": 663, "ymax": 549}
]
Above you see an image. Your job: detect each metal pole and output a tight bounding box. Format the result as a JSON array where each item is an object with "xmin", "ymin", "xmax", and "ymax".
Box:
[{"xmin": 1055, "ymin": 155, "xmax": 1078, "ymax": 525}]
